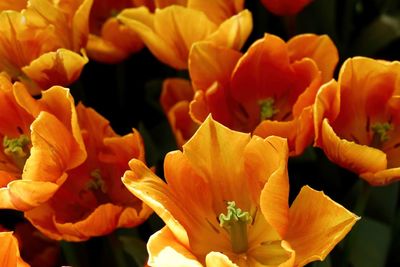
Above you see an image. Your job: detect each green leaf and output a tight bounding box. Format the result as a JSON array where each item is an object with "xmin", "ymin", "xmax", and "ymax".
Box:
[
  {"xmin": 119, "ymin": 235, "xmax": 148, "ymax": 267},
  {"xmin": 348, "ymin": 217, "xmax": 391, "ymax": 267},
  {"xmin": 351, "ymin": 14, "xmax": 400, "ymax": 56},
  {"xmin": 366, "ymin": 183, "xmax": 398, "ymax": 224}
]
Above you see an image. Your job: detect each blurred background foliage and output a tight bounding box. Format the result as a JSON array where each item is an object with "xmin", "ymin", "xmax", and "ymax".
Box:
[{"xmin": 3, "ymin": 0, "xmax": 400, "ymax": 266}]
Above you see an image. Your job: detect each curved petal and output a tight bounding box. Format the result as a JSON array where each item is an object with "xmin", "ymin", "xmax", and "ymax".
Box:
[
  {"xmin": 288, "ymin": 34, "xmax": 338, "ymax": 83},
  {"xmin": 286, "ymin": 186, "xmax": 359, "ymax": 266},
  {"xmin": 361, "ymin": 167, "xmax": 400, "ymax": 186},
  {"xmin": 0, "ymin": 232, "xmax": 29, "ymax": 267},
  {"xmin": 122, "ymin": 159, "xmax": 190, "ymax": 247},
  {"xmin": 182, "ymin": 116, "xmax": 252, "ymax": 212},
  {"xmin": 319, "ymin": 118, "xmax": 387, "ymax": 176},
  {"xmin": 72, "ymin": 0, "xmax": 93, "ymax": 51},
  {"xmin": 189, "ymin": 42, "xmax": 241, "ymax": 92},
  {"xmin": 188, "ymin": 0, "xmax": 244, "ymax": 24},
  {"xmin": 259, "ymin": 137, "xmax": 290, "ymax": 239},
  {"xmin": 118, "ymin": 6, "xmax": 216, "ymax": 69},
  {"xmin": 147, "ymin": 227, "xmax": 202, "ymax": 267},
  {"xmin": 206, "ymin": 9, "xmax": 252, "ymax": 51},
  {"xmin": 161, "ymin": 78, "xmax": 194, "ymax": 112},
  {"xmin": 22, "ymin": 48, "xmax": 88, "ymax": 90},
  {"xmin": 206, "ymin": 251, "xmax": 238, "ymax": 267}
]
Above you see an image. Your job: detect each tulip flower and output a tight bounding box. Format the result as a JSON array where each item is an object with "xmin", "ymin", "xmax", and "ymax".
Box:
[
  {"xmin": 123, "ymin": 116, "xmax": 358, "ymax": 266},
  {"xmin": 260, "ymin": 0, "xmax": 313, "ymax": 16},
  {"xmin": 0, "ymin": 0, "xmax": 92, "ymax": 94},
  {"xmin": 25, "ymin": 104, "xmax": 153, "ymax": 241},
  {"xmin": 185, "ymin": 33, "xmax": 338, "ymax": 155},
  {"xmin": 314, "ymin": 57, "xmax": 400, "ymax": 185},
  {"xmin": 0, "ymin": 73, "xmax": 86, "ymax": 211},
  {"xmin": 160, "ymin": 78, "xmax": 198, "ymax": 147},
  {"xmin": 87, "ymin": 0, "xmax": 155, "ymax": 63},
  {"xmin": 117, "ymin": 1, "xmax": 252, "ymax": 69},
  {"xmin": 0, "ymin": 231, "xmax": 29, "ymax": 267}
]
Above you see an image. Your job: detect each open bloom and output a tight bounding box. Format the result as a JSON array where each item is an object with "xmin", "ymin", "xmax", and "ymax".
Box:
[
  {"xmin": 0, "ymin": 0, "xmax": 92, "ymax": 94},
  {"xmin": 123, "ymin": 116, "xmax": 358, "ymax": 266},
  {"xmin": 25, "ymin": 104, "xmax": 152, "ymax": 241},
  {"xmin": 314, "ymin": 57, "xmax": 400, "ymax": 185},
  {"xmin": 0, "ymin": 73, "xmax": 86, "ymax": 211},
  {"xmin": 117, "ymin": 0, "xmax": 252, "ymax": 69},
  {"xmin": 260, "ymin": 0, "xmax": 313, "ymax": 16},
  {"xmin": 182, "ymin": 33, "xmax": 338, "ymax": 155},
  {"xmin": 0, "ymin": 230, "xmax": 29, "ymax": 267},
  {"xmin": 87, "ymin": 0, "xmax": 154, "ymax": 63}
]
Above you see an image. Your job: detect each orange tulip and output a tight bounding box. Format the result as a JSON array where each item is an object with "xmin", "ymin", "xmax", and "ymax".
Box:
[
  {"xmin": 12, "ymin": 222, "xmax": 60, "ymax": 267},
  {"xmin": 186, "ymin": 33, "xmax": 338, "ymax": 155},
  {"xmin": 314, "ymin": 57, "xmax": 400, "ymax": 185},
  {"xmin": 0, "ymin": 0, "xmax": 27, "ymax": 11},
  {"xmin": 0, "ymin": 0, "xmax": 92, "ymax": 94},
  {"xmin": 25, "ymin": 104, "xmax": 152, "ymax": 241},
  {"xmin": 160, "ymin": 78, "xmax": 198, "ymax": 147},
  {"xmin": 87, "ymin": 0, "xmax": 155, "ymax": 63},
  {"xmin": 123, "ymin": 116, "xmax": 358, "ymax": 266},
  {"xmin": 0, "ymin": 231, "xmax": 29, "ymax": 267},
  {"xmin": 260, "ymin": 0, "xmax": 313, "ymax": 16},
  {"xmin": 0, "ymin": 73, "xmax": 86, "ymax": 211},
  {"xmin": 117, "ymin": 0, "xmax": 251, "ymax": 69}
]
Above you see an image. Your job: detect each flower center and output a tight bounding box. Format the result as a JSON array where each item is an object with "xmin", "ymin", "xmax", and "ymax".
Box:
[
  {"xmin": 3, "ymin": 135, "xmax": 30, "ymax": 169},
  {"xmin": 85, "ymin": 169, "xmax": 107, "ymax": 193},
  {"xmin": 371, "ymin": 122, "xmax": 392, "ymax": 148},
  {"xmin": 258, "ymin": 98, "xmax": 279, "ymax": 121},
  {"xmin": 219, "ymin": 201, "xmax": 252, "ymax": 254}
]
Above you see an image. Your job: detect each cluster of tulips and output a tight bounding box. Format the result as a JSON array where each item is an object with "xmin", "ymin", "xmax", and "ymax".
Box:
[{"xmin": 0, "ymin": 0, "xmax": 399, "ymax": 266}]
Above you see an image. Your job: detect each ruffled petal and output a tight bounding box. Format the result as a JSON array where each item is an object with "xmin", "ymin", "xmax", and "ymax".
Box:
[{"xmin": 286, "ymin": 186, "xmax": 359, "ymax": 267}]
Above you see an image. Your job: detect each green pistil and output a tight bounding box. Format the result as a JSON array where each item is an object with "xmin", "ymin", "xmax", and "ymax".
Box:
[
  {"xmin": 219, "ymin": 201, "xmax": 252, "ymax": 254},
  {"xmin": 371, "ymin": 122, "xmax": 392, "ymax": 148},
  {"xmin": 3, "ymin": 135, "xmax": 30, "ymax": 169},
  {"xmin": 258, "ymin": 98, "xmax": 279, "ymax": 121},
  {"xmin": 86, "ymin": 169, "xmax": 107, "ymax": 193}
]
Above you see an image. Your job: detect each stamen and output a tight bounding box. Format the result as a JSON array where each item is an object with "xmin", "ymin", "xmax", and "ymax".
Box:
[
  {"xmin": 371, "ymin": 122, "xmax": 392, "ymax": 148},
  {"xmin": 3, "ymin": 135, "xmax": 30, "ymax": 169},
  {"xmin": 219, "ymin": 201, "xmax": 252, "ymax": 254},
  {"xmin": 258, "ymin": 98, "xmax": 279, "ymax": 121},
  {"xmin": 86, "ymin": 169, "xmax": 107, "ymax": 193}
]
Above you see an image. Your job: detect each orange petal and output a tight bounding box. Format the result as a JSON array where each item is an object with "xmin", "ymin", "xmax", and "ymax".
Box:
[
  {"xmin": 286, "ymin": 186, "xmax": 359, "ymax": 266},
  {"xmin": 72, "ymin": 0, "xmax": 93, "ymax": 51},
  {"xmin": 182, "ymin": 116, "xmax": 253, "ymax": 211},
  {"xmin": 161, "ymin": 78, "xmax": 194, "ymax": 112},
  {"xmin": 254, "ymin": 120, "xmax": 297, "ymax": 154},
  {"xmin": 206, "ymin": 252, "xmax": 238, "ymax": 267},
  {"xmin": 248, "ymin": 240, "xmax": 294, "ymax": 266},
  {"xmin": 319, "ymin": 118, "xmax": 387, "ymax": 176},
  {"xmin": 288, "ymin": 34, "xmax": 338, "ymax": 83},
  {"xmin": 22, "ymin": 48, "xmax": 88, "ymax": 89},
  {"xmin": 360, "ymin": 167, "xmax": 400, "ymax": 186},
  {"xmin": 122, "ymin": 159, "xmax": 190, "ymax": 247},
  {"xmin": 189, "ymin": 42, "xmax": 241, "ymax": 92},
  {"xmin": 167, "ymin": 100, "xmax": 198, "ymax": 147},
  {"xmin": 206, "ymin": 9, "xmax": 252, "ymax": 51},
  {"xmin": 0, "ymin": 1, "xmax": 27, "ymax": 11},
  {"xmin": 118, "ymin": 6, "xmax": 216, "ymax": 69},
  {"xmin": 0, "ymin": 232, "xmax": 29, "ymax": 267},
  {"xmin": 147, "ymin": 227, "xmax": 202, "ymax": 267},
  {"xmin": 188, "ymin": 0, "xmax": 244, "ymax": 24},
  {"xmin": 258, "ymin": 137, "xmax": 290, "ymax": 238}
]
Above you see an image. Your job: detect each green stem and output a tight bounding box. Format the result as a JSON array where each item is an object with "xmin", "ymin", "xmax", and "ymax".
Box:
[
  {"xmin": 107, "ymin": 233, "xmax": 129, "ymax": 267},
  {"xmin": 60, "ymin": 241, "xmax": 82, "ymax": 267}
]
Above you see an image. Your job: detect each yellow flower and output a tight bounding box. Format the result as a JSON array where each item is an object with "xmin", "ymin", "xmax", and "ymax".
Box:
[
  {"xmin": 123, "ymin": 116, "xmax": 359, "ymax": 266},
  {"xmin": 117, "ymin": 1, "xmax": 252, "ymax": 69},
  {"xmin": 0, "ymin": 0, "xmax": 92, "ymax": 94}
]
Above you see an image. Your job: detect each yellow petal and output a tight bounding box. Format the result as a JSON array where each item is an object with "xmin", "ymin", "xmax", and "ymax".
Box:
[
  {"xmin": 206, "ymin": 252, "xmax": 238, "ymax": 267},
  {"xmin": 0, "ymin": 232, "xmax": 29, "ymax": 267},
  {"xmin": 72, "ymin": 0, "xmax": 93, "ymax": 51},
  {"xmin": 189, "ymin": 42, "xmax": 241, "ymax": 91},
  {"xmin": 319, "ymin": 118, "xmax": 387, "ymax": 176},
  {"xmin": 147, "ymin": 227, "xmax": 203, "ymax": 267},
  {"xmin": 122, "ymin": 159, "xmax": 190, "ymax": 247},
  {"xmin": 286, "ymin": 186, "xmax": 359, "ymax": 266},
  {"xmin": 118, "ymin": 6, "xmax": 216, "ymax": 69},
  {"xmin": 287, "ymin": 34, "xmax": 338, "ymax": 83},
  {"xmin": 206, "ymin": 9, "xmax": 252, "ymax": 51},
  {"xmin": 22, "ymin": 48, "xmax": 88, "ymax": 89},
  {"xmin": 188, "ymin": 0, "xmax": 244, "ymax": 24},
  {"xmin": 361, "ymin": 167, "xmax": 400, "ymax": 186}
]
